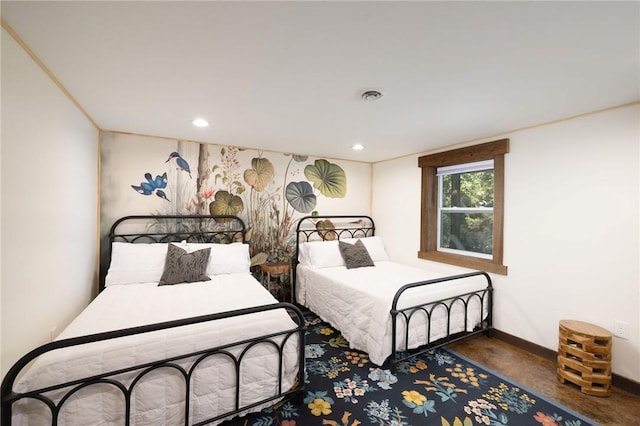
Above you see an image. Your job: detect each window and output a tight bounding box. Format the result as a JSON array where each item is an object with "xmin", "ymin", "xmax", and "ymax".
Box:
[
  {"xmin": 438, "ymin": 160, "xmax": 494, "ymax": 259},
  {"xmin": 418, "ymin": 139, "xmax": 508, "ymax": 275}
]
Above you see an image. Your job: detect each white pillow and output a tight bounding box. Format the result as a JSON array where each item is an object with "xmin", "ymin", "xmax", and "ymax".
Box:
[
  {"xmin": 299, "ymin": 236, "xmax": 389, "ymax": 268},
  {"xmin": 301, "ymin": 240, "xmax": 344, "ymax": 268},
  {"xmin": 342, "ymin": 236, "xmax": 389, "ymax": 262},
  {"xmin": 105, "ymin": 242, "xmax": 168, "ymax": 286},
  {"xmin": 298, "ymin": 243, "xmax": 311, "ymax": 266},
  {"xmin": 184, "ymin": 242, "xmax": 251, "ymax": 275}
]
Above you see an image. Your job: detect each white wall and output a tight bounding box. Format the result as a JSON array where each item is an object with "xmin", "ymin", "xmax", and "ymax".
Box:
[
  {"xmin": 373, "ymin": 104, "xmax": 640, "ymax": 383},
  {"xmin": 1, "ymin": 28, "xmax": 99, "ymax": 376}
]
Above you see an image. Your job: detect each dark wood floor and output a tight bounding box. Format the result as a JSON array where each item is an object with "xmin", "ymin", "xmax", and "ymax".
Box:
[{"xmin": 448, "ymin": 335, "xmax": 640, "ymax": 425}]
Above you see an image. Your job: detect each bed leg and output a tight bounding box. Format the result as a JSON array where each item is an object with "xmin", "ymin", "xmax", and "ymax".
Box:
[{"xmin": 288, "ymin": 388, "xmax": 305, "ymax": 404}]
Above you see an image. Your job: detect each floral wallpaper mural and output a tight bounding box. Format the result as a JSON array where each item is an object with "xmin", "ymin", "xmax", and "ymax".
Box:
[{"xmin": 100, "ymin": 132, "xmax": 371, "ymax": 283}]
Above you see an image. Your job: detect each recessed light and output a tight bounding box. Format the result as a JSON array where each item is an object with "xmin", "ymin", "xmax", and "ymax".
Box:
[
  {"xmin": 352, "ymin": 144, "xmax": 364, "ymax": 151},
  {"xmin": 192, "ymin": 118, "xmax": 209, "ymax": 127}
]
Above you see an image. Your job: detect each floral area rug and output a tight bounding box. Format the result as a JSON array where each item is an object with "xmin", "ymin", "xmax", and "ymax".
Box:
[{"xmin": 222, "ymin": 312, "xmax": 598, "ymax": 426}]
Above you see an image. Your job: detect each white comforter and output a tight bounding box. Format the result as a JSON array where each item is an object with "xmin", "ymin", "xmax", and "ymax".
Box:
[
  {"xmin": 12, "ymin": 274, "xmax": 300, "ymax": 425},
  {"xmin": 296, "ymin": 261, "xmax": 489, "ymax": 365}
]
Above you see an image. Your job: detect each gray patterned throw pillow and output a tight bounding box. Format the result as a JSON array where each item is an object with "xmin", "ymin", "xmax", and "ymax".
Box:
[
  {"xmin": 158, "ymin": 244, "xmax": 211, "ymax": 286},
  {"xmin": 338, "ymin": 239, "xmax": 375, "ymax": 269}
]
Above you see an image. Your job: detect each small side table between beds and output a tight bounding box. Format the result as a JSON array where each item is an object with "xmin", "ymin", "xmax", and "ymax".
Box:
[{"xmin": 259, "ymin": 261, "xmax": 292, "ymax": 303}]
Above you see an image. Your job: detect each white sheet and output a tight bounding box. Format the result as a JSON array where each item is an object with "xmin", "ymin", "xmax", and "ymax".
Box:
[
  {"xmin": 12, "ymin": 274, "xmax": 300, "ymax": 426},
  {"xmin": 296, "ymin": 261, "xmax": 489, "ymax": 365}
]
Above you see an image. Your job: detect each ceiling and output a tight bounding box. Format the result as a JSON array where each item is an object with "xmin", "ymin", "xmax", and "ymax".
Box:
[{"xmin": 2, "ymin": 1, "xmax": 639, "ymax": 163}]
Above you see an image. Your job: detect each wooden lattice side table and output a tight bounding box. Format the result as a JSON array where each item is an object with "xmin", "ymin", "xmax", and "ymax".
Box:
[{"xmin": 557, "ymin": 319, "xmax": 612, "ymax": 396}]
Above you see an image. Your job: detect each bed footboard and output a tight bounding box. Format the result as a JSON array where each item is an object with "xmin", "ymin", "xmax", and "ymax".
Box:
[
  {"xmin": 389, "ymin": 271, "xmax": 493, "ymax": 372},
  {"xmin": 1, "ymin": 303, "xmax": 306, "ymax": 426}
]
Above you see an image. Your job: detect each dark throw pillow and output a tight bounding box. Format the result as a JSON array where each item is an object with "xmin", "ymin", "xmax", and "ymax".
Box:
[
  {"xmin": 338, "ymin": 239, "xmax": 375, "ymax": 269},
  {"xmin": 158, "ymin": 244, "xmax": 211, "ymax": 286}
]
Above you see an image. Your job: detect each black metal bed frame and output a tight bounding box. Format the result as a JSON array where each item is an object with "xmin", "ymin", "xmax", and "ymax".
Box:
[
  {"xmin": 2, "ymin": 215, "xmax": 306, "ymax": 426},
  {"xmin": 294, "ymin": 215, "xmax": 492, "ymax": 372}
]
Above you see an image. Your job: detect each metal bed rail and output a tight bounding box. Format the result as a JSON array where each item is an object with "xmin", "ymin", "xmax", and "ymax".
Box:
[
  {"xmin": 389, "ymin": 271, "xmax": 493, "ymax": 372},
  {"xmin": 1, "ymin": 302, "xmax": 306, "ymax": 426}
]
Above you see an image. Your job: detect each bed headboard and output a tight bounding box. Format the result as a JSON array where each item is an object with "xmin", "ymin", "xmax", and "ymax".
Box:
[
  {"xmin": 294, "ymin": 214, "xmax": 375, "ymax": 257},
  {"xmin": 101, "ymin": 215, "xmax": 247, "ymax": 291}
]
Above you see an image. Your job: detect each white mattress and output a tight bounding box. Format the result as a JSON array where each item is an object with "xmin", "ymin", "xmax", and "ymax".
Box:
[
  {"xmin": 12, "ymin": 273, "xmax": 300, "ymax": 425},
  {"xmin": 296, "ymin": 261, "xmax": 489, "ymax": 365}
]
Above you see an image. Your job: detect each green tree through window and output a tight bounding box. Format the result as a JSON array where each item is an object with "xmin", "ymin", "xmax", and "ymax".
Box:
[{"xmin": 440, "ymin": 163, "xmax": 494, "ymax": 256}]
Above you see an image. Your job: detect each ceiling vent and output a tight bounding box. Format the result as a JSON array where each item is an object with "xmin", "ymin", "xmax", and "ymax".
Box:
[{"xmin": 361, "ymin": 90, "xmax": 383, "ymax": 101}]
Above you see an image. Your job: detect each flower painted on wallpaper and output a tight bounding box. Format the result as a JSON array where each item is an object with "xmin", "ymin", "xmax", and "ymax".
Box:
[
  {"xmin": 244, "ymin": 157, "xmax": 275, "ymax": 192},
  {"xmin": 131, "ymin": 172, "xmax": 170, "ymax": 201},
  {"xmin": 285, "ymin": 181, "xmax": 317, "ymax": 213},
  {"xmin": 184, "ymin": 197, "xmax": 199, "ymax": 213},
  {"xmin": 209, "ymin": 190, "xmax": 244, "ymax": 221},
  {"xmin": 304, "ymin": 159, "xmax": 347, "ymax": 198},
  {"xmin": 165, "ymin": 151, "xmax": 192, "ymax": 178},
  {"xmin": 319, "ymin": 327, "xmax": 334, "ymax": 336},
  {"xmin": 213, "ymin": 146, "xmax": 245, "ymax": 195},
  {"xmin": 533, "ymin": 412, "xmax": 560, "ymax": 426},
  {"xmin": 202, "ymin": 189, "xmax": 215, "ymax": 199}
]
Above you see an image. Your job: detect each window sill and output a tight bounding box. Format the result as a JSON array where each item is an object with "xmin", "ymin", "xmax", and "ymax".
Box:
[{"xmin": 418, "ymin": 250, "xmax": 508, "ymax": 275}]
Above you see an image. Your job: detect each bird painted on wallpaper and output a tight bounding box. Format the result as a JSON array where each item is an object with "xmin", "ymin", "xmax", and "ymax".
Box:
[
  {"xmin": 155, "ymin": 190, "xmax": 170, "ymax": 202},
  {"xmin": 131, "ymin": 172, "xmax": 169, "ymax": 201},
  {"xmin": 165, "ymin": 151, "xmax": 192, "ymax": 178}
]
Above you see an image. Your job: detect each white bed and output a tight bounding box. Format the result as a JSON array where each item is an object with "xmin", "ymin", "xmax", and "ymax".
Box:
[
  {"xmin": 3, "ymin": 215, "xmax": 305, "ymax": 426},
  {"xmin": 294, "ymin": 216, "xmax": 492, "ymax": 369}
]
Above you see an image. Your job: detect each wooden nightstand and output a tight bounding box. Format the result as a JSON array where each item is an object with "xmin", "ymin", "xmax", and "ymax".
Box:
[
  {"xmin": 557, "ymin": 319, "xmax": 612, "ymax": 396},
  {"xmin": 259, "ymin": 261, "xmax": 292, "ymax": 303}
]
